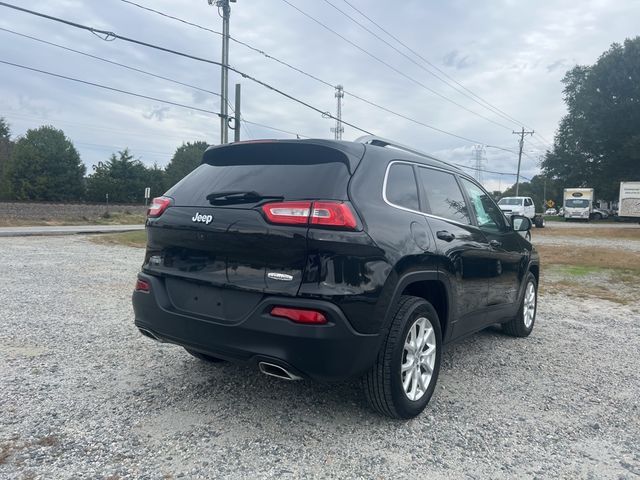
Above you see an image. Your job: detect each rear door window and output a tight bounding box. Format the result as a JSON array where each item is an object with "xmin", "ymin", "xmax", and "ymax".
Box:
[
  {"xmin": 385, "ymin": 163, "xmax": 419, "ymax": 211},
  {"xmin": 417, "ymin": 167, "xmax": 471, "ymax": 224}
]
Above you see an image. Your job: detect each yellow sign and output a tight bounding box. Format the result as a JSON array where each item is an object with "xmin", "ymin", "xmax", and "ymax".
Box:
[{"xmin": 546, "ymin": 200, "xmax": 555, "ymax": 207}]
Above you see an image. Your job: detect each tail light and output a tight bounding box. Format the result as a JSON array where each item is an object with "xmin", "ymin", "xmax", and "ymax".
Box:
[
  {"xmin": 270, "ymin": 307, "xmax": 327, "ymax": 325},
  {"xmin": 135, "ymin": 278, "xmax": 151, "ymax": 293},
  {"xmin": 147, "ymin": 196, "xmax": 172, "ymax": 218},
  {"xmin": 261, "ymin": 201, "xmax": 357, "ymax": 229}
]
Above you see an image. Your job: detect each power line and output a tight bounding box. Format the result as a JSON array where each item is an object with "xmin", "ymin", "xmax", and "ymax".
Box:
[
  {"xmin": 337, "ymin": 0, "xmax": 533, "ymax": 130},
  {"xmin": 280, "ymin": 0, "xmax": 513, "ymax": 131},
  {"xmin": 115, "ymin": 0, "xmax": 525, "ymax": 149},
  {"xmin": 0, "ymin": 60, "xmax": 223, "ymax": 116},
  {"xmin": 0, "ymin": 27, "xmax": 221, "ymax": 98},
  {"xmin": 0, "ymin": 1, "xmax": 373, "ymax": 136},
  {"xmin": 322, "ymin": 0, "xmax": 525, "ymax": 129}
]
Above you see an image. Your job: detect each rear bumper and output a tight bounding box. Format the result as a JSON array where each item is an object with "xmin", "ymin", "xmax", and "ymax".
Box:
[{"xmin": 132, "ymin": 273, "xmax": 381, "ymax": 382}]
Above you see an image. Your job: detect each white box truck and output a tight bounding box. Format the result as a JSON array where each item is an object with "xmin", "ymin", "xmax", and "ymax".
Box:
[
  {"xmin": 563, "ymin": 188, "xmax": 594, "ymax": 221},
  {"xmin": 618, "ymin": 181, "xmax": 640, "ymax": 221}
]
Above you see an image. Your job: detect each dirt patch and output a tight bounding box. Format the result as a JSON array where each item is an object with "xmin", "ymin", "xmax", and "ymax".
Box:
[
  {"xmin": 536, "ymin": 226, "xmax": 640, "ymax": 240},
  {"xmin": 536, "ymin": 244, "xmax": 640, "ymax": 271}
]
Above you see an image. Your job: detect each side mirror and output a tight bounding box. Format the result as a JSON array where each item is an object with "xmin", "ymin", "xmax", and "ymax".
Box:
[{"xmin": 511, "ymin": 215, "xmax": 532, "ymax": 232}]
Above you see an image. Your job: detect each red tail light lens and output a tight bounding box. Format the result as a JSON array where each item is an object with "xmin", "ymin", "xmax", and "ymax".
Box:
[
  {"xmin": 261, "ymin": 201, "xmax": 357, "ymax": 229},
  {"xmin": 147, "ymin": 196, "xmax": 172, "ymax": 218},
  {"xmin": 270, "ymin": 307, "xmax": 328, "ymax": 325},
  {"xmin": 311, "ymin": 202, "xmax": 357, "ymax": 229},
  {"xmin": 135, "ymin": 278, "xmax": 151, "ymax": 293}
]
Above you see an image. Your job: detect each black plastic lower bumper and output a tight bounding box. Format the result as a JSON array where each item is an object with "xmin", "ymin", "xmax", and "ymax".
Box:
[{"xmin": 132, "ymin": 273, "xmax": 381, "ymax": 382}]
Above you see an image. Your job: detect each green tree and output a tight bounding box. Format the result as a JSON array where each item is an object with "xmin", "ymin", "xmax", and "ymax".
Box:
[
  {"xmin": 87, "ymin": 149, "xmax": 155, "ymax": 203},
  {"xmin": 164, "ymin": 141, "xmax": 208, "ymax": 188},
  {"xmin": 542, "ymin": 37, "xmax": 640, "ymax": 199},
  {"xmin": 0, "ymin": 117, "xmax": 13, "ymax": 200},
  {"xmin": 10, "ymin": 125, "xmax": 85, "ymax": 201}
]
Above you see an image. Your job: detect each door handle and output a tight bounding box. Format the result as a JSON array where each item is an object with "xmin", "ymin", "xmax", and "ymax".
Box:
[
  {"xmin": 489, "ymin": 240, "xmax": 502, "ymax": 248},
  {"xmin": 436, "ymin": 230, "xmax": 455, "ymax": 242}
]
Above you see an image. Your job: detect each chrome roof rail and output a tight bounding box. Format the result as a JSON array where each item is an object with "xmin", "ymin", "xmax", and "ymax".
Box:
[{"xmin": 354, "ymin": 135, "xmax": 461, "ymax": 171}]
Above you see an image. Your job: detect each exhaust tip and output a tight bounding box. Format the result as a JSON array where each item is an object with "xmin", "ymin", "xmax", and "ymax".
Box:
[
  {"xmin": 258, "ymin": 362, "xmax": 302, "ymax": 381},
  {"xmin": 138, "ymin": 327, "xmax": 164, "ymax": 342}
]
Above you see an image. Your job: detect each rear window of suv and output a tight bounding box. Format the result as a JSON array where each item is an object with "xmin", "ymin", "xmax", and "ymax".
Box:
[{"xmin": 166, "ymin": 143, "xmax": 353, "ymax": 207}]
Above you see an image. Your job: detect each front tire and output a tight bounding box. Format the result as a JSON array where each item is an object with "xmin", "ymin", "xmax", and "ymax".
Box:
[
  {"xmin": 363, "ymin": 296, "xmax": 442, "ymax": 419},
  {"xmin": 503, "ymin": 273, "xmax": 537, "ymax": 337}
]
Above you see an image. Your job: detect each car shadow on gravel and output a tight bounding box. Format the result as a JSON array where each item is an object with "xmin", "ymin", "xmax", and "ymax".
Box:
[{"xmin": 150, "ymin": 325, "xmax": 512, "ymax": 425}]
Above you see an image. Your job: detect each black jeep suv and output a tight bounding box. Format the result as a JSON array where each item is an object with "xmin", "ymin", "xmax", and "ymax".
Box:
[{"xmin": 132, "ymin": 136, "xmax": 539, "ymax": 419}]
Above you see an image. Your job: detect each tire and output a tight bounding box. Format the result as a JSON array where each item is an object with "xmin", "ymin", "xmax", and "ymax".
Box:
[
  {"xmin": 184, "ymin": 348, "xmax": 225, "ymax": 363},
  {"xmin": 363, "ymin": 295, "xmax": 442, "ymax": 419},
  {"xmin": 534, "ymin": 215, "xmax": 545, "ymax": 228},
  {"xmin": 503, "ymin": 272, "xmax": 537, "ymax": 337},
  {"xmin": 524, "ymin": 231, "xmax": 532, "ymax": 242}
]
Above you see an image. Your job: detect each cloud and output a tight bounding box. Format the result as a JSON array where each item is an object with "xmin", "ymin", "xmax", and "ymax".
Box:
[{"xmin": 0, "ymin": 0, "xmax": 637, "ymax": 181}]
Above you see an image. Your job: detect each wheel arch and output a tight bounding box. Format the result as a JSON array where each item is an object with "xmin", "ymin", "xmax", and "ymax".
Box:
[{"xmin": 383, "ymin": 271, "xmax": 451, "ymax": 341}]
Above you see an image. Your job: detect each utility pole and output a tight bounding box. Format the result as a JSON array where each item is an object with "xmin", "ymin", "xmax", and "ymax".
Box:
[
  {"xmin": 234, "ymin": 83, "xmax": 241, "ymax": 142},
  {"xmin": 209, "ymin": 0, "xmax": 235, "ymax": 144},
  {"xmin": 330, "ymin": 85, "xmax": 344, "ymax": 140},
  {"xmin": 513, "ymin": 127, "xmax": 534, "ymax": 196},
  {"xmin": 472, "ymin": 144, "xmax": 486, "ymax": 185}
]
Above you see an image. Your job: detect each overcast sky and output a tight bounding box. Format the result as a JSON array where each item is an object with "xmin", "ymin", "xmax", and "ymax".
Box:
[{"xmin": 1, "ymin": 0, "xmax": 639, "ymax": 192}]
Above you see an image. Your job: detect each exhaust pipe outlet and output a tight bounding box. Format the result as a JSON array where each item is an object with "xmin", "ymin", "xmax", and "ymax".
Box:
[
  {"xmin": 258, "ymin": 362, "xmax": 302, "ymax": 381},
  {"xmin": 138, "ymin": 327, "xmax": 164, "ymax": 342}
]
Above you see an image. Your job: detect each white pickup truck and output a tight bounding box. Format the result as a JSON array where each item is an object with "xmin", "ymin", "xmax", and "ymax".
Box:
[{"xmin": 497, "ymin": 196, "xmax": 545, "ymax": 231}]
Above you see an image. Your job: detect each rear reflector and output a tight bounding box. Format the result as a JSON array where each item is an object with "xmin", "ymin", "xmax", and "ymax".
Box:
[
  {"xmin": 135, "ymin": 278, "xmax": 151, "ymax": 293},
  {"xmin": 147, "ymin": 196, "xmax": 172, "ymax": 218},
  {"xmin": 261, "ymin": 200, "xmax": 357, "ymax": 229},
  {"xmin": 270, "ymin": 307, "xmax": 328, "ymax": 325}
]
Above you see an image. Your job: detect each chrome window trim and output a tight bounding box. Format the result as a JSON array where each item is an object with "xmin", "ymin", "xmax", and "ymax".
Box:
[{"xmin": 382, "ymin": 160, "xmax": 475, "ymax": 229}]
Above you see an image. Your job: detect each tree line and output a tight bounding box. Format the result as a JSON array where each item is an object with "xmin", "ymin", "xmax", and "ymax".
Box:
[{"xmin": 0, "ymin": 119, "xmax": 207, "ymax": 203}]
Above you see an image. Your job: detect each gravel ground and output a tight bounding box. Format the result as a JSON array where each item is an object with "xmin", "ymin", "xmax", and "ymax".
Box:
[
  {"xmin": 1, "ymin": 236, "xmax": 639, "ymax": 479},
  {"xmin": 533, "ymin": 234, "xmax": 640, "ymax": 252}
]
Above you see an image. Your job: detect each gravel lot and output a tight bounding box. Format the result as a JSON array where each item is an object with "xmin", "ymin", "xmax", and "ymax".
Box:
[{"xmin": 1, "ymin": 236, "xmax": 639, "ymax": 479}]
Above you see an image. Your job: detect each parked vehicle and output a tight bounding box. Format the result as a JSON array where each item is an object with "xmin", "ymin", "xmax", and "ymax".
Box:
[
  {"xmin": 132, "ymin": 136, "xmax": 540, "ymax": 419},
  {"xmin": 618, "ymin": 181, "xmax": 640, "ymax": 222},
  {"xmin": 497, "ymin": 196, "xmax": 545, "ymax": 230},
  {"xmin": 544, "ymin": 208, "xmax": 558, "ymax": 215},
  {"xmin": 563, "ymin": 188, "xmax": 595, "ymax": 221}
]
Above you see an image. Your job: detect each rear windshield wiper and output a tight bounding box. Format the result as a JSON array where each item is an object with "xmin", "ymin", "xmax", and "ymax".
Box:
[{"xmin": 206, "ymin": 190, "xmax": 284, "ymax": 205}]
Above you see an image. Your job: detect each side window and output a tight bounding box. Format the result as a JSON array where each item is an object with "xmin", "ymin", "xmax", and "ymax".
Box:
[
  {"xmin": 385, "ymin": 163, "xmax": 419, "ymax": 211},
  {"xmin": 417, "ymin": 167, "xmax": 470, "ymax": 224},
  {"xmin": 459, "ymin": 178, "xmax": 507, "ymax": 231},
  {"xmin": 524, "ymin": 198, "xmax": 533, "ymax": 206}
]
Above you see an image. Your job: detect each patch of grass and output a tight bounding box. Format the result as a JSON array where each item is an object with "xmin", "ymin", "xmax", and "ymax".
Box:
[
  {"xmin": 536, "ymin": 244, "xmax": 640, "ymax": 272},
  {"xmin": 90, "ymin": 230, "xmax": 147, "ymax": 248},
  {"xmin": 535, "ymin": 226, "xmax": 640, "ymax": 240}
]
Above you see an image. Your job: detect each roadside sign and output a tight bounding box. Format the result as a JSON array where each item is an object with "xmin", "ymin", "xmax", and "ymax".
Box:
[
  {"xmin": 546, "ymin": 200, "xmax": 555, "ymax": 207},
  {"xmin": 144, "ymin": 187, "xmax": 151, "ymax": 199}
]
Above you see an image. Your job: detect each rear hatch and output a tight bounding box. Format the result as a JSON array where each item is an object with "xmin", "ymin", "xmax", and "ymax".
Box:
[{"xmin": 143, "ymin": 140, "xmax": 364, "ymax": 320}]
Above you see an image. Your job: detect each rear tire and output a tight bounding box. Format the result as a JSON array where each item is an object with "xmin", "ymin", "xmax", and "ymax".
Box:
[
  {"xmin": 534, "ymin": 215, "xmax": 545, "ymax": 228},
  {"xmin": 503, "ymin": 273, "xmax": 537, "ymax": 337},
  {"xmin": 184, "ymin": 348, "xmax": 225, "ymax": 363},
  {"xmin": 363, "ymin": 296, "xmax": 442, "ymax": 419}
]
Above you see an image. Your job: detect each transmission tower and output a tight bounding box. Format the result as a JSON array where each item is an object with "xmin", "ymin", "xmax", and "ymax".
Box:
[
  {"xmin": 330, "ymin": 85, "xmax": 344, "ymax": 140},
  {"xmin": 472, "ymin": 144, "xmax": 486, "ymax": 185}
]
